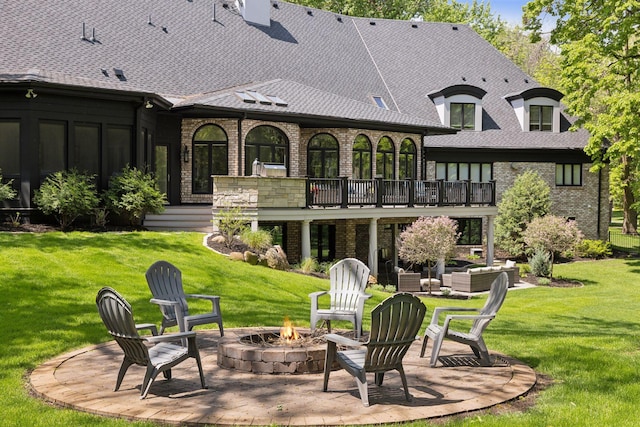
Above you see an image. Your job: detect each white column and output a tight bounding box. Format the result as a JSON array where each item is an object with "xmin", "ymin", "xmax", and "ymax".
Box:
[
  {"xmin": 486, "ymin": 215, "xmax": 495, "ymax": 266},
  {"xmin": 368, "ymin": 218, "xmax": 378, "ymax": 277},
  {"xmin": 301, "ymin": 220, "xmax": 311, "ymax": 261},
  {"xmin": 251, "ymin": 219, "xmax": 258, "ymax": 231}
]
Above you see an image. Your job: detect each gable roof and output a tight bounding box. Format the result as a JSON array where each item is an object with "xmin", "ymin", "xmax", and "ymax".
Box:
[{"xmin": 0, "ymin": 0, "xmax": 588, "ymax": 149}]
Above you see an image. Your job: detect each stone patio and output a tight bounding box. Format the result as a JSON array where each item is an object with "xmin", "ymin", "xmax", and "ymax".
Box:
[{"xmin": 29, "ymin": 328, "xmax": 536, "ymax": 426}]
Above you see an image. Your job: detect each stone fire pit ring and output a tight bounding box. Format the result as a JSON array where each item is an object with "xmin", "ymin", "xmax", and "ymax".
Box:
[{"xmin": 217, "ymin": 327, "xmax": 329, "ymax": 374}]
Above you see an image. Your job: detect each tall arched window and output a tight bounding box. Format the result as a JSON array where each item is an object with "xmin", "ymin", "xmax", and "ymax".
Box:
[
  {"xmin": 193, "ymin": 124, "xmax": 228, "ymax": 194},
  {"xmin": 244, "ymin": 125, "xmax": 288, "ymax": 176},
  {"xmin": 307, "ymin": 133, "xmax": 339, "ymax": 178},
  {"xmin": 376, "ymin": 136, "xmax": 395, "ymax": 179},
  {"xmin": 399, "ymin": 138, "xmax": 416, "ymax": 180},
  {"xmin": 352, "ymin": 134, "xmax": 372, "ymax": 179}
]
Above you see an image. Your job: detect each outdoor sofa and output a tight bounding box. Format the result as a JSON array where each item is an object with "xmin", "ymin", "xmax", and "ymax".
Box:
[{"xmin": 441, "ymin": 263, "xmax": 519, "ymax": 293}]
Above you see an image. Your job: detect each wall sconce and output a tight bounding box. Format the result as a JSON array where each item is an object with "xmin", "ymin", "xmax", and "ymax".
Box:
[
  {"xmin": 25, "ymin": 88, "xmax": 37, "ymax": 99},
  {"xmin": 183, "ymin": 145, "xmax": 189, "ymax": 163},
  {"xmin": 144, "ymin": 100, "xmax": 153, "ymax": 109}
]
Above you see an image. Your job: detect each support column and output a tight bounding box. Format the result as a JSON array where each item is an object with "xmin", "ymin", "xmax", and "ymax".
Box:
[
  {"xmin": 301, "ymin": 220, "xmax": 311, "ymax": 261},
  {"xmin": 486, "ymin": 215, "xmax": 495, "ymax": 266},
  {"xmin": 251, "ymin": 219, "xmax": 258, "ymax": 231},
  {"xmin": 368, "ymin": 218, "xmax": 378, "ymax": 277}
]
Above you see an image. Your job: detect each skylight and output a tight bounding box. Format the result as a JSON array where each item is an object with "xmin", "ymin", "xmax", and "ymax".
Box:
[
  {"xmin": 235, "ymin": 91, "xmax": 256, "ymax": 103},
  {"xmin": 372, "ymin": 96, "xmax": 388, "ymax": 109},
  {"xmin": 247, "ymin": 90, "xmax": 272, "ymax": 105},
  {"xmin": 235, "ymin": 90, "xmax": 288, "ymax": 107}
]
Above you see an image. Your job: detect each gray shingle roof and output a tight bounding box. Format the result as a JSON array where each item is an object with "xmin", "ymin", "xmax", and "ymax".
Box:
[{"xmin": 0, "ymin": 0, "xmax": 587, "ymax": 149}]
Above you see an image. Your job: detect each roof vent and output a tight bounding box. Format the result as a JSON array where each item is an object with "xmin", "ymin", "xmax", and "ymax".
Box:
[
  {"xmin": 162, "ymin": 26, "xmax": 168, "ymax": 33},
  {"xmin": 101, "ymin": 68, "xmax": 109, "ymax": 77},
  {"xmin": 80, "ymin": 22, "xmax": 88, "ymax": 41},
  {"xmin": 524, "ymin": 78, "xmax": 529, "ymax": 83},
  {"xmin": 452, "ymin": 25, "xmax": 458, "ymax": 30},
  {"xmin": 462, "ymin": 76, "xmax": 466, "ymax": 81},
  {"xmin": 222, "ymin": 3, "xmax": 229, "ymax": 8},
  {"xmin": 411, "ymin": 23, "xmax": 418, "ymax": 28},
  {"xmin": 482, "ymin": 77, "xmax": 486, "ymax": 82},
  {"xmin": 336, "ymin": 15, "xmax": 342, "ymax": 22},
  {"xmin": 237, "ymin": 0, "xmax": 271, "ymax": 26},
  {"xmin": 369, "ymin": 21, "xmax": 376, "ymax": 25},
  {"xmin": 307, "ymin": 10, "xmax": 313, "ymax": 16},
  {"xmin": 272, "ymin": 2, "xmax": 278, "ymax": 9},
  {"xmin": 504, "ymin": 78, "xmax": 509, "ymax": 83},
  {"xmin": 113, "ymin": 68, "xmax": 126, "ymax": 81}
]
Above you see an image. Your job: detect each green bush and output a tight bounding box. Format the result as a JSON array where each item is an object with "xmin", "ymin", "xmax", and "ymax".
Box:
[
  {"xmin": 528, "ymin": 248, "xmax": 551, "ymax": 278},
  {"xmin": 577, "ymin": 239, "xmax": 613, "ymax": 259},
  {"xmin": 0, "ymin": 171, "xmax": 16, "ymax": 201},
  {"xmin": 537, "ymin": 277, "xmax": 551, "ymax": 286},
  {"xmin": 240, "ymin": 228, "xmax": 273, "ymax": 253},
  {"xmin": 104, "ymin": 165, "xmax": 166, "ymax": 225},
  {"xmin": 300, "ymin": 257, "xmax": 319, "ymax": 274},
  {"xmin": 33, "ymin": 169, "xmax": 100, "ymax": 230},
  {"xmin": 214, "ymin": 206, "xmax": 249, "ymax": 248}
]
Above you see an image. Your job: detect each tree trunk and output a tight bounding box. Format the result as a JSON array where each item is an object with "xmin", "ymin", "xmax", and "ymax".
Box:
[{"xmin": 621, "ymin": 155, "xmax": 638, "ymax": 234}]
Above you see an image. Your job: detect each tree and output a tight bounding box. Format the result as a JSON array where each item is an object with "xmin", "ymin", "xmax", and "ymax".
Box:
[
  {"xmin": 0, "ymin": 171, "xmax": 17, "ymax": 202},
  {"xmin": 33, "ymin": 169, "xmax": 100, "ymax": 230},
  {"xmin": 104, "ymin": 166, "xmax": 166, "ymax": 226},
  {"xmin": 524, "ymin": 0, "xmax": 640, "ymax": 234},
  {"xmin": 495, "ymin": 170, "xmax": 551, "ymax": 257},
  {"xmin": 398, "ymin": 216, "xmax": 459, "ymax": 294},
  {"xmin": 523, "ymin": 215, "xmax": 583, "ymax": 279}
]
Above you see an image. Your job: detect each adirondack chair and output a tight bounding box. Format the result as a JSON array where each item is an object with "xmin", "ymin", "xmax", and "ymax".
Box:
[
  {"xmin": 420, "ymin": 271, "xmax": 508, "ymax": 367},
  {"xmin": 309, "ymin": 258, "xmax": 372, "ymax": 338},
  {"xmin": 95, "ymin": 287, "xmax": 206, "ymax": 399},
  {"xmin": 145, "ymin": 260, "xmax": 224, "ymax": 336},
  {"xmin": 323, "ymin": 292, "xmax": 427, "ymax": 406}
]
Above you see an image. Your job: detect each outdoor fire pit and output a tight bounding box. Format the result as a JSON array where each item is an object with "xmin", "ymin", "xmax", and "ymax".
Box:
[{"xmin": 217, "ymin": 319, "xmax": 344, "ymax": 374}]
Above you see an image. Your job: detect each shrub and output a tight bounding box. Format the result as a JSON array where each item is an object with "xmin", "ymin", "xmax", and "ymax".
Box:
[
  {"xmin": 240, "ymin": 229, "xmax": 273, "ymax": 253},
  {"xmin": 523, "ymin": 215, "xmax": 584, "ymax": 278},
  {"xmin": 104, "ymin": 166, "xmax": 166, "ymax": 225},
  {"xmin": 577, "ymin": 239, "xmax": 613, "ymax": 259},
  {"xmin": 384, "ymin": 284, "xmax": 396, "ymax": 293},
  {"xmin": 370, "ymin": 284, "xmax": 386, "ymax": 292},
  {"xmin": 529, "ymin": 248, "xmax": 551, "ymax": 278},
  {"xmin": 214, "ymin": 206, "xmax": 249, "ymax": 248},
  {"xmin": 33, "ymin": 169, "xmax": 100, "ymax": 230},
  {"xmin": 537, "ymin": 277, "xmax": 551, "ymax": 286},
  {"xmin": 300, "ymin": 257, "xmax": 319, "ymax": 274},
  {"xmin": 495, "ymin": 170, "xmax": 550, "ymax": 257},
  {"xmin": 0, "ymin": 171, "xmax": 16, "ymax": 201}
]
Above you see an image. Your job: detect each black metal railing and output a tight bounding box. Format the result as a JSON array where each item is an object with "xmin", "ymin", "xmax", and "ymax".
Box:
[{"xmin": 306, "ymin": 178, "xmax": 495, "ymax": 208}]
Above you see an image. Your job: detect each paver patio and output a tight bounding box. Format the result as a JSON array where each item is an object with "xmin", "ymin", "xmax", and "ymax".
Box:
[{"xmin": 30, "ymin": 328, "xmax": 536, "ymax": 426}]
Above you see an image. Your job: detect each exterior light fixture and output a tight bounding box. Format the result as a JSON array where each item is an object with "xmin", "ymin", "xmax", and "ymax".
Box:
[
  {"xmin": 145, "ymin": 100, "xmax": 153, "ymax": 109},
  {"xmin": 25, "ymin": 88, "xmax": 37, "ymax": 99},
  {"xmin": 183, "ymin": 145, "xmax": 189, "ymax": 163}
]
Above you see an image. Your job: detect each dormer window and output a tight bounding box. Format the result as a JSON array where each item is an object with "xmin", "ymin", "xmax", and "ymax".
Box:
[
  {"xmin": 427, "ymin": 85, "xmax": 486, "ymax": 131},
  {"xmin": 505, "ymin": 87, "xmax": 564, "ymax": 133},
  {"xmin": 529, "ymin": 105, "xmax": 553, "ymax": 131},
  {"xmin": 450, "ymin": 103, "xmax": 475, "ymax": 130}
]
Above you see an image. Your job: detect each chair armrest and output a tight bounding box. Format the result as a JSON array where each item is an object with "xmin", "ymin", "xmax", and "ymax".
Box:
[
  {"xmin": 144, "ymin": 331, "xmax": 196, "ymax": 344},
  {"xmin": 309, "ymin": 291, "xmax": 328, "ymax": 299},
  {"xmin": 309, "ymin": 291, "xmax": 328, "ymax": 312},
  {"xmin": 431, "ymin": 307, "xmax": 479, "ymax": 324},
  {"xmin": 442, "ymin": 314, "xmax": 495, "ymax": 331},
  {"xmin": 149, "ymin": 298, "xmax": 186, "ymax": 332},
  {"xmin": 136, "ymin": 323, "xmax": 158, "ymax": 336},
  {"xmin": 325, "ymin": 333, "xmax": 363, "ymax": 348},
  {"xmin": 150, "ymin": 298, "xmax": 181, "ymax": 307},
  {"xmin": 185, "ymin": 294, "xmax": 220, "ymax": 302}
]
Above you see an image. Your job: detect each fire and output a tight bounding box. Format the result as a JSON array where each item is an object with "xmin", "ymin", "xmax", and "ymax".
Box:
[{"xmin": 279, "ymin": 316, "xmax": 300, "ymax": 342}]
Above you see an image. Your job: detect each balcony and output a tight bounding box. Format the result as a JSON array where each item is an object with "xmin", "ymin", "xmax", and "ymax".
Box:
[{"xmin": 307, "ymin": 178, "xmax": 495, "ymax": 208}]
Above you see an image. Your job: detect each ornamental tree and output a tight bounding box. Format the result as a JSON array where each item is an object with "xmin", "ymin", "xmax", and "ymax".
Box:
[
  {"xmin": 398, "ymin": 216, "xmax": 459, "ymax": 293},
  {"xmin": 523, "ymin": 215, "xmax": 583, "ymax": 279},
  {"xmin": 0, "ymin": 171, "xmax": 17, "ymax": 202}
]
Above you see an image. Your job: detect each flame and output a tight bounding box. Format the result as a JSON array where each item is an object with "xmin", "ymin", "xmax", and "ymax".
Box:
[{"xmin": 280, "ymin": 316, "xmax": 300, "ymax": 342}]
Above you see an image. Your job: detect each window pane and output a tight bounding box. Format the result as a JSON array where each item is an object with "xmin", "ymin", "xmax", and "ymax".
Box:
[
  {"xmin": 155, "ymin": 145, "xmax": 168, "ymax": 196},
  {"xmin": 361, "ymin": 152, "xmax": 371, "ymax": 179},
  {"xmin": 572, "ymin": 164, "xmax": 581, "ymax": 185},
  {"xmin": 564, "ymin": 164, "xmax": 572, "ymax": 184},
  {"xmin": 470, "ymin": 163, "xmax": 480, "ymax": 182},
  {"xmin": 245, "ymin": 125, "xmax": 288, "ymax": 175},
  {"xmin": 542, "ymin": 106, "xmax": 553, "ymax": 131},
  {"xmin": 106, "ymin": 127, "xmax": 131, "ymax": 178},
  {"xmin": 308, "ymin": 151, "xmax": 323, "ymax": 178},
  {"xmin": 463, "ymin": 103, "xmax": 475, "ymax": 129},
  {"xmin": 447, "ymin": 163, "xmax": 457, "ymax": 180},
  {"xmin": 450, "ymin": 103, "xmax": 462, "ymax": 129},
  {"xmin": 39, "ymin": 121, "xmax": 66, "ymax": 177},
  {"xmin": 212, "ymin": 144, "xmax": 228, "ymax": 175},
  {"xmin": 436, "ymin": 163, "xmax": 446, "ymax": 180},
  {"xmin": 459, "ymin": 163, "xmax": 469, "ymax": 180},
  {"xmin": 325, "ymin": 151, "xmax": 338, "ymax": 178},
  {"xmin": 0, "ymin": 121, "xmax": 20, "ymax": 175},
  {"xmin": 353, "ymin": 135, "xmax": 371, "ymax": 179},
  {"xmin": 74, "ymin": 124, "xmax": 100, "ymax": 176},
  {"xmin": 555, "ymin": 164, "xmax": 563, "ymax": 185},
  {"xmin": 194, "ymin": 124, "xmax": 226, "ymax": 142},
  {"xmin": 530, "ymin": 106, "xmax": 540, "ymax": 131},
  {"xmin": 481, "ymin": 163, "xmax": 492, "ymax": 182},
  {"xmin": 193, "ymin": 143, "xmax": 210, "ymax": 193}
]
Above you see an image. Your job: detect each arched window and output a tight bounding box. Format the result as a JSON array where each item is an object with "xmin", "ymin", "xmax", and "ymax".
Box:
[
  {"xmin": 352, "ymin": 134, "xmax": 372, "ymax": 179},
  {"xmin": 193, "ymin": 124, "xmax": 228, "ymax": 193},
  {"xmin": 399, "ymin": 138, "xmax": 416, "ymax": 180},
  {"xmin": 307, "ymin": 133, "xmax": 339, "ymax": 178},
  {"xmin": 376, "ymin": 136, "xmax": 395, "ymax": 179},
  {"xmin": 244, "ymin": 125, "xmax": 288, "ymax": 176}
]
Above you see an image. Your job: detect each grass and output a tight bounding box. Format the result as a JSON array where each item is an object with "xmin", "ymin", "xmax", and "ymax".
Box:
[{"xmin": 2, "ymin": 231, "xmax": 640, "ymax": 426}]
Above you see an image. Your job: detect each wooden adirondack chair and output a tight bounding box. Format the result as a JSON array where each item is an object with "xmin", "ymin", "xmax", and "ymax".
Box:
[
  {"xmin": 95, "ymin": 287, "xmax": 206, "ymax": 399},
  {"xmin": 145, "ymin": 260, "xmax": 224, "ymax": 336},
  {"xmin": 309, "ymin": 258, "xmax": 372, "ymax": 338},
  {"xmin": 323, "ymin": 292, "xmax": 427, "ymax": 406},
  {"xmin": 420, "ymin": 271, "xmax": 508, "ymax": 367}
]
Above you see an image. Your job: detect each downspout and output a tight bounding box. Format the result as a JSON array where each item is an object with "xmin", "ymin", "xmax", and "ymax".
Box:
[{"xmin": 237, "ymin": 116, "xmax": 243, "ymax": 175}]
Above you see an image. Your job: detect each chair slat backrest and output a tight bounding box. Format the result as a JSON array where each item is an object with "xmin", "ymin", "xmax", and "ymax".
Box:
[
  {"xmin": 470, "ymin": 272, "xmax": 508, "ymax": 337},
  {"xmin": 329, "ymin": 258, "xmax": 370, "ymax": 311},
  {"xmin": 365, "ymin": 293, "xmax": 426, "ymax": 371},
  {"xmin": 146, "ymin": 260, "xmax": 189, "ymax": 321},
  {"xmin": 96, "ymin": 287, "xmax": 150, "ymax": 366}
]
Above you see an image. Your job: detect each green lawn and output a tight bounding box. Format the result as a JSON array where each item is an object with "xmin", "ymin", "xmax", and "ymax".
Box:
[{"xmin": 2, "ymin": 231, "xmax": 640, "ymax": 426}]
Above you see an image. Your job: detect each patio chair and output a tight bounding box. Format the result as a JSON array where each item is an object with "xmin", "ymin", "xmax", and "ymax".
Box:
[
  {"xmin": 309, "ymin": 258, "xmax": 372, "ymax": 338},
  {"xmin": 420, "ymin": 271, "xmax": 508, "ymax": 367},
  {"xmin": 145, "ymin": 260, "xmax": 224, "ymax": 336},
  {"xmin": 95, "ymin": 287, "xmax": 206, "ymax": 399},
  {"xmin": 323, "ymin": 292, "xmax": 427, "ymax": 406}
]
